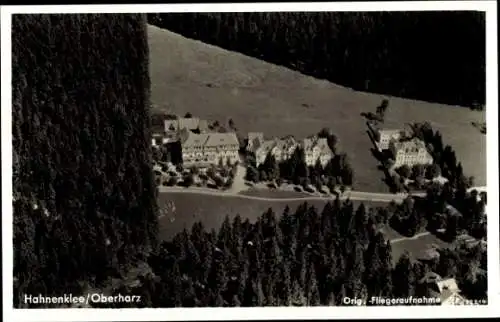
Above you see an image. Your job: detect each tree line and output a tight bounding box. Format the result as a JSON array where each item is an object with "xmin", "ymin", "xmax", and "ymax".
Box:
[
  {"xmin": 12, "ymin": 14, "xmax": 159, "ymax": 307},
  {"xmin": 109, "ymin": 200, "xmax": 487, "ymax": 307},
  {"xmin": 412, "ymin": 122, "xmax": 475, "ymax": 190},
  {"xmin": 148, "ymin": 12, "xmax": 485, "ymax": 107}
]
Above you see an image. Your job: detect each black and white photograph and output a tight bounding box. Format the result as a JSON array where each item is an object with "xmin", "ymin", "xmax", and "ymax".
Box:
[{"xmin": 1, "ymin": 2, "xmax": 498, "ymax": 321}]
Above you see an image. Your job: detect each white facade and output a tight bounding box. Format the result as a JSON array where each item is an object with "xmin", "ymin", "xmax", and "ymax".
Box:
[
  {"xmin": 254, "ymin": 136, "xmax": 333, "ymax": 168},
  {"xmin": 255, "ymin": 137, "xmax": 299, "ymax": 167},
  {"xmin": 182, "ymin": 132, "xmax": 239, "ymax": 167},
  {"xmin": 246, "ymin": 132, "xmax": 264, "ymax": 153},
  {"xmin": 390, "ymin": 138, "xmax": 433, "ymax": 168},
  {"xmin": 377, "ymin": 129, "xmax": 403, "ymax": 150},
  {"xmin": 437, "ymin": 278, "xmax": 465, "ymax": 305},
  {"xmin": 303, "ymin": 137, "xmax": 333, "ymax": 167}
]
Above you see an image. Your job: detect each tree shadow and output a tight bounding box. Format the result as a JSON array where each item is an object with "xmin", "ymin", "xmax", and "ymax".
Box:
[
  {"xmin": 361, "ymin": 112, "xmax": 383, "ymax": 123},
  {"xmin": 370, "ymin": 147, "xmax": 385, "ymax": 162},
  {"xmin": 471, "ymin": 121, "xmax": 486, "ymax": 135}
]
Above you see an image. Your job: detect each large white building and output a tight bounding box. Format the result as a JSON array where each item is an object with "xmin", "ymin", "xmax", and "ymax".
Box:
[
  {"xmin": 164, "ymin": 117, "xmax": 209, "ymax": 135},
  {"xmin": 303, "ymin": 136, "xmax": 334, "ymax": 167},
  {"xmin": 181, "ymin": 131, "xmax": 240, "ymax": 167},
  {"xmin": 390, "ymin": 137, "xmax": 433, "ymax": 168},
  {"xmin": 250, "ymin": 134, "xmax": 333, "ymax": 168},
  {"xmin": 254, "ymin": 136, "xmax": 299, "ymax": 166},
  {"xmin": 246, "ymin": 132, "xmax": 265, "ymax": 153}
]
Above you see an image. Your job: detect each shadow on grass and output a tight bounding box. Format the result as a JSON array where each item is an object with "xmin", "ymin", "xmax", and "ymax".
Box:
[
  {"xmin": 267, "ymin": 183, "xmax": 277, "ymax": 189},
  {"xmin": 361, "ymin": 112, "xmax": 382, "ymax": 122},
  {"xmin": 370, "ymin": 147, "xmax": 385, "ymax": 163}
]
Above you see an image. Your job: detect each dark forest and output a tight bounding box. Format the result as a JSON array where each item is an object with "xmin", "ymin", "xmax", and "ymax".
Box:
[
  {"xmin": 137, "ymin": 201, "xmax": 486, "ymax": 307},
  {"xmin": 148, "ymin": 11, "xmax": 485, "ymax": 107},
  {"xmin": 12, "ymin": 14, "xmax": 159, "ymax": 306}
]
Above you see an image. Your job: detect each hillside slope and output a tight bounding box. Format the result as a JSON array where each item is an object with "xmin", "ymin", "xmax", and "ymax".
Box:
[
  {"xmin": 148, "ymin": 25, "xmax": 486, "ymax": 192},
  {"xmin": 148, "ymin": 12, "xmax": 485, "ymax": 107}
]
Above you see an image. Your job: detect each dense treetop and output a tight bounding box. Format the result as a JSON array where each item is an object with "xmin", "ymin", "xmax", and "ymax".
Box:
[
  {"xmin": 12, "ymin": 14, "xmax": 158, "ymax": 306},
  {"xmin": 130, "ymin": 200, "xmax": 487, "ymax": 307}
]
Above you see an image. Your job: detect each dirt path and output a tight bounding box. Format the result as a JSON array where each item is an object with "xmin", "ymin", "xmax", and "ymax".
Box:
[
  {"xmin": 225, "ymin": 164, "xmax": 248, "ymax": 194},
  {"xmin": 389, "ymin": 231, "xmax": 432, "ymax": 243}
]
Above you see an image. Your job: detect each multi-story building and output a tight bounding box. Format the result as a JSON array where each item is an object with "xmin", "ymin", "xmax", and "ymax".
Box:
[
  {"xmin": 419, "ymin": 273, "xmax": 465, "ymax": 305},
  {"xmin": 165, "ymin": 117, "xmax": 209, "ymax": 135},
  {"xmin": 376, "ymin": 129, "xmax": 405, "ymax": 150},
  {"xmin": 252, "ymin": 134, "xmax": 333, "ymax": 168},
  {"xmin": 204, "ymin": 132, "xmax": 240, "ymax": 165},
  {"xmin": 389, "ymin": 137, "xmax": 433, "ymax": 168},
  {"xmin": 254, "ymin": 136, "xmax": 299, "ymax": 166},
  {"xmin": 181, "ymin": 131, "xmax": 239, "ymax": 167},
  {"xmin": 246, "ymin": 132, "xmax": 264, "ymax": 153},
  {"xmin": 303, "ymin": 136, "xmax": 334, "ymax": 167},
  {"xmin": 274, "ymin": 136, "xmax": 300, "ymax": 163}
]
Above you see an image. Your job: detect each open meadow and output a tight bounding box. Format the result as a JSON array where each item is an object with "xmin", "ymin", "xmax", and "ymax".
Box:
[
  {"xmin": 157, "ymin": 191, "xmax": 388, "ymax": 240},
  {"xmin": 148, "ymin": 25, "xmax": 486, "ymax": 193},
  {"xmin": 389, "ymin": 232, "xmax": 451, "ymax": 265}
]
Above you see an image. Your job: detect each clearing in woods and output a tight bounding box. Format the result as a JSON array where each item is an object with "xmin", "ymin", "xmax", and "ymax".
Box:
[{"xmin": 148, "ymin": 24, "xmax": 486, "ymax": 193}]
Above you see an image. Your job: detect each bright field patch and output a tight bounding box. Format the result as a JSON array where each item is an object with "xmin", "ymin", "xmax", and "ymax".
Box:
[
  {"xmin": 389, "ymin": 233, "xmax": 452, "ymax": 264},
  {"xmin": 148, "ymin": 25, "xmax": 486, "ymax": 192}
]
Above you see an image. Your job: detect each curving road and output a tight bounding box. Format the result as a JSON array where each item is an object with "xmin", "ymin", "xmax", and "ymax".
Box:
[
  {"xmin": 389, "ymin": 231, "xmax": 431, "ymax": 243},
  {"xmin": 158, "ymin": 185, "xmax": 423, "ymax": 203}
]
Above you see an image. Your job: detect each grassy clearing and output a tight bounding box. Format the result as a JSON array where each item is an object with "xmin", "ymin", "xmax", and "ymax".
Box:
[
  {"xmin": 389, "ymin": 233, "xmax": 451, "ymax": 265},
  {"xmin": 157, "ymin": 192, "xmax": 388, "ymax": 241},
  {"xmin": 148, "ymin": 25, "xmax": 485, "ymax": 192}
]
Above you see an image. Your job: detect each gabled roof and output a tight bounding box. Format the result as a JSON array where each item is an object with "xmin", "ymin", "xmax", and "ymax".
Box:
[
  {"xmin": 379, "ymin": 129, "xmax": 404, "ymax": 136},
  {"xmin": 205, "ymin": 132, "xmax": 239, "ymax": 147},
  {"xmin": 178, "ymin": 117, "xmax": 202, "ymax": 130},
  {"xmin": 256, "ymin": 140, "xmax": 277, "ymax": 155},
  {"xmin": 182, "ymin": 132, "xmax": 210, "ymax": 148},
  {"xmin": 248, "ymin": 132, "xmax": 264, "ymax": 142},
  {"xmin": 392, "ymin": 137, "xmax": 428, "ymax": 153},
  {"xmin": 437, "ymin": 278, "xmax": 459, "ymax": 293},
  {"xmin": 165, "ymin": 117, "xmax": 208, "ymax": 132},
  {"xmin": 303, "ymin": 136, "xmax": 332, "ymax": 154},
  {"xmin": 165, "ymin": 119, "xmax": 178, "ymax": 131}
]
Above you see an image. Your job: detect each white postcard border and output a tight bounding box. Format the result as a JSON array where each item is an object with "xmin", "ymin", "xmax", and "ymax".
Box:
[{"xmin": 2, "ymin": 1, "xmax": 498, "ymax": 321}]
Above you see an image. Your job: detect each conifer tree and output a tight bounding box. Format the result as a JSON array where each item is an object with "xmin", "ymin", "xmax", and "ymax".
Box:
[{"xmin": 392, "ymin": 252, "xmax": 415, "ymax": 298}]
